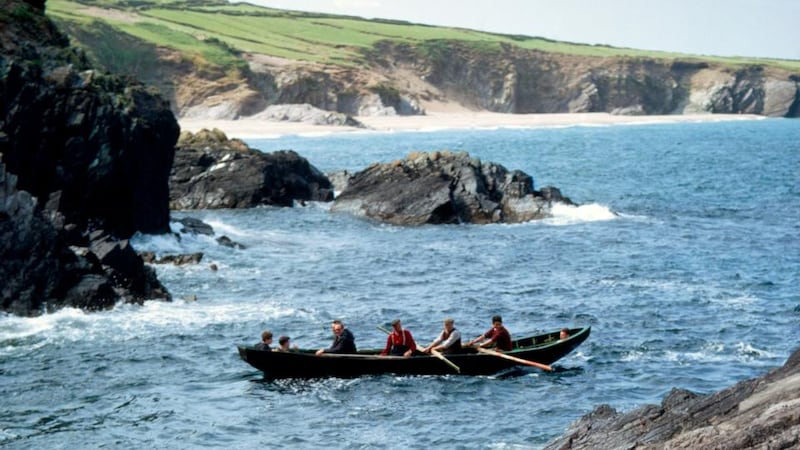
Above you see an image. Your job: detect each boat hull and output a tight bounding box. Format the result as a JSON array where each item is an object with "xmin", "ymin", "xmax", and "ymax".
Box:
[{"xmin": 238, "ymin": 327, "xmax": 590, "ymax": 379}]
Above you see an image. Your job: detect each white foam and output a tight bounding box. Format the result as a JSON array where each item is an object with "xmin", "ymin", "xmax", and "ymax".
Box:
[
  {"xmin": 621, "ymin": 350, "xmax": 645, "ymax": 362},
  {"xmin": 735, "ymin": 342, "xmax": 776, "ymax": 359},
  {"xmin": 662, "ymin": 341, "xmax": 777, "ymax": 365},
  {"xmin": 0, "ymin": 300, "xmax": 301, "ymax": 352},
  {"xmin": 201, "ymin": 218, "xmax": 247, "ymax": 238},
  {"xmin": 543, "ymin": 202, "xmax": 618, "ymax": 226},
  {"xmin": 131, "ymin": 231, "xmax": 185, "ymax": 253}
]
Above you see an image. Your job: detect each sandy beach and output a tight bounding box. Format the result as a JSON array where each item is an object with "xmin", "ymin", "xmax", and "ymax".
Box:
[{"xmin": 178, "ymin": 111, "xmax": 763, "ymax": 140}]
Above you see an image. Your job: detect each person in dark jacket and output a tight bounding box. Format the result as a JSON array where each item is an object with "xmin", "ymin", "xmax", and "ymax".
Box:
[
  {"xmin": 316, "ymin": 320, "xmax": 357, "ymax": 355},
  {"xmin": 254, "ymin": 330, "xmax": 273, "ymax": 351}
]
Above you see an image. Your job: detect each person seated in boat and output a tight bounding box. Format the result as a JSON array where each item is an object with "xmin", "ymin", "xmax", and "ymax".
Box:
[
  {"xmin": 466, "ymin": 315, "xmax": 512, "ymax": 351},
  {"xmin": 315, "ymin": 319, "xmax": 357, "ymax": 355},
  {"xmin": 421, "ymin": 318, "xmax": 462, "ymax": 354},
  {"xmin": 380, "ymin": 319, "xmax": 417, "ymax": 357},
  {"xmin": 559, "ymin": 328, "xmax": 570, "ymax": 341},
  {"xmin": 255, "ymin": 330, "xmax": 273, "ymax": 351},
  {"xmin": 277, "ymin": 335, "xmax": 297, "ymax": 352}
]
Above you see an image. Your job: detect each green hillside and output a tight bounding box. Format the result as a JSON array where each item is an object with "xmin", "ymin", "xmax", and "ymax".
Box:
[{"xmin": 47, "ymin": 0, "xmax": 800, "ymax": 72}]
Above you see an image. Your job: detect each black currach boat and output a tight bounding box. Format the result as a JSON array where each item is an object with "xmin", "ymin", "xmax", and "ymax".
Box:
[{"xmin": 237, "ymin": 326, "xmax": 590, "ymax": 379}]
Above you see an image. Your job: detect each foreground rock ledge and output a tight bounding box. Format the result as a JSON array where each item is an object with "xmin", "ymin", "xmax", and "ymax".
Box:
[
  {"xmin": 331, "ymin": 151, "xmax": 574, "ymax": 225},
  {"xmin": 544, "ymin": 347, "xmax": 800, "ymax": 449}
]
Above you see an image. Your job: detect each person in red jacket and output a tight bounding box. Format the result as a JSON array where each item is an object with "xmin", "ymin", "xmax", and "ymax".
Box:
[
  {"xmin": 467, "ymin": 315, "xmax": 512, "ymax": 351},
  {"xmin": 380, "ymin": 319, "xmax": 417, "ymax": 357}
]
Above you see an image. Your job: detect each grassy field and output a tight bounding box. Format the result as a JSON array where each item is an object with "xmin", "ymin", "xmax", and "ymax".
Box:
[{"xmin": 46, "ymin": 0, "xmax": 800, "ymax": 71}]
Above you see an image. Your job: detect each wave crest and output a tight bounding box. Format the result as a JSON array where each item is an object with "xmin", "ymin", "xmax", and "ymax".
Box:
[{"xmin": 545, "ymin": 202, "xmax": 617, "ymax": 225}]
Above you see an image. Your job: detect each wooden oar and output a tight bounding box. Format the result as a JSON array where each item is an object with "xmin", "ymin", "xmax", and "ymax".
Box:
[
  {"xmin": 475, "ymin": 347, "xmax": 552, "ymax": 372},
  {"xmin": 376, "ymin": 326, "xmax": 460, "ymax": 373},
  {"xmin": 429, "ymin": 348, "xmax": 460, "ymax": 373}
]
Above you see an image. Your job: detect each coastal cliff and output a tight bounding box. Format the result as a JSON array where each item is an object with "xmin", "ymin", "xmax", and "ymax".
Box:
[
  {"xmin": 47, "ymin": 1, "xmax": 800, "ymax": 120},
  {"xmin": 99, "ymin": 40, "xmax": 800, "ymax": 120},
  {"xmin": 375, "ymin": 41, "xmax": 799, "ymax": 117}
]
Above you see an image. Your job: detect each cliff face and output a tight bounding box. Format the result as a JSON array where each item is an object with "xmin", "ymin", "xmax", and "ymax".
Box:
[
  {"xmin": 1, "ymin": 0, "xmax": 177, "ymax": 315},
  {"xmin": 164, "ymin": 42, "xmax": 800, "ymax": 119},
  {"xmin": 1, "ymin": 1, "xmax": 179, "ymax": 237},
  {"xmin": 372, "ymin": 41, "xmax": 800, "ymax": 117}
]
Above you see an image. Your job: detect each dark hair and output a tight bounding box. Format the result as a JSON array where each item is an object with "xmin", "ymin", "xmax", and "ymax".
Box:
[
  {"xmin": 279, "ymin": 336, "xmax": 290, "ymax": 345},
  {"xmin": 492, "ymin": 315, "xmax": 502, "ymax": 323},
  {"xmin": 261, "ymin": 330, "xmax": 273, "ymax": 340}
]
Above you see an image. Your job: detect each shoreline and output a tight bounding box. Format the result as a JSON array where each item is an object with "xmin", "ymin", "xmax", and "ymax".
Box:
[{"xmin": 178, "ymin": 112, "xmax": 764, "ymax": 140}]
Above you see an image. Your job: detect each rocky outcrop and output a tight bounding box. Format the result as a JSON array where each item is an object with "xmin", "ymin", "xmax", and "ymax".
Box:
[
  {"xmin": 1, "ymin": 161, "xmax": 170, "ymax": 315},
  {"xmin": 251, "ymin": 103, "xmax": 364, "ymax": 127},
  {"xmin": 1, "ymin": 0, "xmax": 175, "ymax": 316},
  {"xmin": 170, "ymin": 128, "xmax": 333, "ymax": 209},
  {"xmin": 331, "ymin": 151, "xmax": 573, "ymax": 225},
  {"xmin": 544, "ymin": 347, "xmax": 800, "ymax": 449},
  {"xmin": 1, "ymin": 1, "xmax": 179, "ymax": 238}
]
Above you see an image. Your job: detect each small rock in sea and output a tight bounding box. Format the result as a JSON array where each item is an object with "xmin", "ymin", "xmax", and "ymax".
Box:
[{"xmin": 209, "ymin": 263, "xmax": 218, "ymax": 271}]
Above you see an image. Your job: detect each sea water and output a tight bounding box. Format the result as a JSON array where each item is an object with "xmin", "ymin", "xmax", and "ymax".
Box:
[{"xmin": 1, "ymin": 118, "xmax": 798, "ymax": 449}]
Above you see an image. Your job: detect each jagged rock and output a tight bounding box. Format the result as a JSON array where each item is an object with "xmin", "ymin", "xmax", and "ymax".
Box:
[
  {"xmin": 139, "ymin": 251, "xmax": 204, "ymax": 265},
  {"xmin": 0, "ymin": 16, "xmax": 179, "ymax": 237},
  {"xmin": 544, "ymin": 347, "xmax": 800, "ymax": 450},
  {"xmin": 0, "ymin": 0, "xmax": 175, "ymax": 315},
  {"xmin": 170, "ymin": 128, "xmax": 334, "ymax": 209},
  {"xmin": 176, "ymin": 217, "xmax": 214, "ymax": 236},
  {"xmin": 330, "ymin": 151, "xmax": 574, "ymax": 225},
  {"xmin": 216, "ymin": 235, "xmax": 245, "ymax": 249},
  {"xmin": 61, "ymin": 274, "xmax": 116, "ymax": 311},
  {"xmin": 1, "ymin": 161, "xmax": 170, "ymax": 316}
]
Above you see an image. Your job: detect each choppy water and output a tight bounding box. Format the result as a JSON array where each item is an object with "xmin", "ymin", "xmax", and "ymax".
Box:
[{"xmin": 2, "ymin": 118, "xmax": 798, "ymax": 449}]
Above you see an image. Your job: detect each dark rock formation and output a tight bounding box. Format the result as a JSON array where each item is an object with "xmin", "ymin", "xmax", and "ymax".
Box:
[
  {"xmin": 544, "ymin": 347, "xmax": 800, "ymax": 449},
  {"xmin": 1, "ymin": 2, "xmax": 179, "ymax": 238},
  {"xmin": 0, "ymin": 0, "xmax": 176, "ymax": 315},
  {"xmin": 170, "ymin": 128, "xmax": 333, "ymax": 209},
  {"xmin": 1, "ymin": 161, "xmax": 169, "ymax": 315},
  {"xmin": 176, "ymin": 217, "xmax": 214, "ymax": 236},
  {"xmin": 215, "ymin": 235, "xmax": 245, "ymax": 249},
  {"xmin": 331, "ymin": 151, "xmax": 574, "ymax": 225}
]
